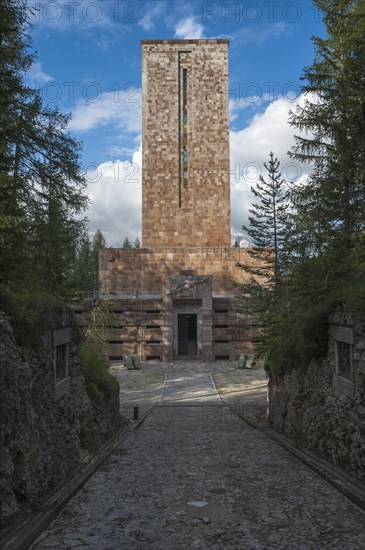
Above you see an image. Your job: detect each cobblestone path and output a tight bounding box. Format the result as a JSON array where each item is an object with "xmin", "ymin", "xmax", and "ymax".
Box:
[{"xmin": 32, "ymin": 371, "xmax": 365, "ymax": 549}]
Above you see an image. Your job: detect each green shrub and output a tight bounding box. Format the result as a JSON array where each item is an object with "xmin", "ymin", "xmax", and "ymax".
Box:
[
  {"xmin": 264, "ymin": 304, "xmax": 330, "ymax": 380},
  {"xmin": 86, "ymin": 382, "xmax": 104, "ymax": 400},
  {"xmin": 79, "ymin": 343, "xmax": 119, "ymax": 399},
  {"xmin": 0, "ymin": 286, "xmax": 63, "ymax": 349}
]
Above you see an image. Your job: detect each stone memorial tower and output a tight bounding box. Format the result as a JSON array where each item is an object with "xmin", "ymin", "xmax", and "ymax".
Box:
[
  {"xmin": 97, "ymin": 40, "xmax": 255, "ymax": 362},
  {"xmin": 141, "ymin": 40, "xmax": 230, "ymax": 248}
]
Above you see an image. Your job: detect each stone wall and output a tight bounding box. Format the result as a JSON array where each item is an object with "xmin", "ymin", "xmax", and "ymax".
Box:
[
  {"xmin": 268, "ymin": 305, "xmax": 365, "ymax": 481},
  {"xmin": 141, "ymin": 40, "xmax": 230, "ymax": 248},
  {"xmin": 99, "ymin": 247, "xmax": 255, "ymax": 295},
  {"xmin": 73, "ymin": 296, "xmax": 255, "ymax": 363},
  {"xmin": 0, "ymin": 309, "xmax": 121, "ymax": 530},
  {"xmin": 97, "ymin": 247, "xmax": 259, "ymax": 362}
]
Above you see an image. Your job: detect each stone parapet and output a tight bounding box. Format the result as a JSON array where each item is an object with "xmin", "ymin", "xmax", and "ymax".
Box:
[{"xmin": 99, "ymin": 247, "xmax": 256, "ymax": 295}]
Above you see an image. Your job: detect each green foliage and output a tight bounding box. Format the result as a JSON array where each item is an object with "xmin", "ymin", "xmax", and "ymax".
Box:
[
  {"xmin": 79, "ymin": 297, "xmax": 119, "ymax": 398},
  {"xmin": 121, "ymin": 236, "xmax": 141, "ymax": 249},
  {"xmin": 70, "ymin": 229, "xmax": 106, "ymax": 293},
  {"xmin": 91, "ymin": 229, "xmax": 106, "ymax": 287},
  {"xmin": 122, "ymin": 236, "xmax": 132, "ymax": 249},
  {"xmin": 0, "ymin": 286, "xmax": 63, "ymax": 348},
  {"xmin": 240, "ymin": 152, "xmax": 289, "ymax": 286},
  {"xmin": 27, "ymin": 114, "xmax": 88, "ymax": 294},
  {"xmin": 289, "ymin": 0, "xmax": 365, "ymax": 250},
  {"xmin": 71, "ymin": 234, "xmax": 94, "ymax": 292},
  {"xmin": 0, "ymin": 0, "xmax": 88, "ymax": 296},
  {"xmin": 84, "ymin": 297, "xmax": 117, "ymax": 351},
  {"xmin": 237, "ymin": 2, "xmax": 365, "ymax": 379},
  {"xmin": 86, "ymin": 382, "xmax": 104, "ymax": 401},
  {"xmin": 79, "ymin": 343, "xmax": 119, "ymax": 399}
]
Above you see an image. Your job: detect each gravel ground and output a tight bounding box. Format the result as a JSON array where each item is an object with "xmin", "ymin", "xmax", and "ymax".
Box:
[
  {"xmin": 112, "ymin": 360, "xmax": 268, "ymax": 422},
  {"xmin": 213, "ymin": 367, "xmax": 268, "ymax": 425},
  {"xmin": 31, "ymin": 362, "xmax": 365, "ymax": 549}
]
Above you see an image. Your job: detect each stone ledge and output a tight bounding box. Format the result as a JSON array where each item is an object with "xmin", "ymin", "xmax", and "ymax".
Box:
[{"xmin": 141, "ymin": 39, "xmax": 229, "ymax": 45}]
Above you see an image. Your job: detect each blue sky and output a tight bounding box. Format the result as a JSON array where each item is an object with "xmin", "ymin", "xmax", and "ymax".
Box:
[{"xmin": 27, "ymin": 0, "xmax": 325, "ymax": 246}]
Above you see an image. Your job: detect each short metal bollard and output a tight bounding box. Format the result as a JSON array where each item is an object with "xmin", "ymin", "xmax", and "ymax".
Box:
[{"xmin": 133, "ymin": 406, "xmax": 139, "ymax": 421}]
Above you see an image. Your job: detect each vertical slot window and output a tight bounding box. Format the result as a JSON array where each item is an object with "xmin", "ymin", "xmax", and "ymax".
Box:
[{"xmin": 182, "ymin": 68, "xmax": 188, "ymax": 188}]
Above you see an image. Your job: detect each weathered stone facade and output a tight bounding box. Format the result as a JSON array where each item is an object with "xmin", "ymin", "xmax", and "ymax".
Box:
[
  {"xmin": 268, "ymin": 305, "xmax": 365, "ymax": 481},
  {"xmin": 0, "ymin": 310, "xmax": 120, "ymax": 529},
  {"xmin": 96, "ymin": 245, "xmax": 257, "ymax": 362},
  {"xmin": 98, "ymin": 40, "xmax": 256, "ymax": 362},
  {"xmin": 99, "ymin": 247, "xmax": 252, "ymax": 295},
  {"xmin": 141, "ymin": 40, "xmax": 230, "ymax": 248}
]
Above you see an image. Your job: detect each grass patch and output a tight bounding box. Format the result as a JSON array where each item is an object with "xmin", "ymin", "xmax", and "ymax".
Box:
[
  {"xmin": 79, "ymin": 343, "xmax": 119, "ymax": 400},
  {"xmin": 0, "ymin": 286, "xmax": 63, "ymax": 350}
]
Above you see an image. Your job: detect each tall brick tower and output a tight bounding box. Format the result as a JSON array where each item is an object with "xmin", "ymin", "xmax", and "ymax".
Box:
[
  {"xmin": 141, "ymin": 40, "xmax": 230, "ymax": 248},
  {"xmin": 98, "ymin": 39, "xmax": 255, "ymax": 363}
]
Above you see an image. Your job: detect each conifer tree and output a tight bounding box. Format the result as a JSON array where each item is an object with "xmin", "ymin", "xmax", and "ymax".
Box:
[
  {"xmin": 134, "ymin": 236, "xmax": 141, "ymax": 249},
  {"xmin": 0, "ymin": 0, "xmax": 88, "ymax": 293},
  {"xmin": 28, "ymin": 115, "xmax": 88, "ymax": 292},
  {"xmin": 122, "ymin": 237, "xmax": 132, "ymax": 249},
  {"xmin": 289, "ymin": 0, "xmax": 365, "ymax": 253},
  {"xmin": 257, "ymin": 0, "xmax": 365, "ymax": 378},
  {"xmin": 0, "ymin": 0, "xmax": 35, "ymax": 284},
  {"xmin": 239, "ymin": 152, "xmax": 289, "ymax": 287},
  {"xmin": 91, "ymin": 229, "xmax": 106, "ymax": 288},
  {"xmin": 71, "ymin": 235, "xmax": 94, "ymax": 292}
]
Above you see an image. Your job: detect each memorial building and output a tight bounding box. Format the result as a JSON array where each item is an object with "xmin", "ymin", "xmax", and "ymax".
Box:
[{"xmin": 98, "ymin": 40, "xmax": 256, "ymax": 362}]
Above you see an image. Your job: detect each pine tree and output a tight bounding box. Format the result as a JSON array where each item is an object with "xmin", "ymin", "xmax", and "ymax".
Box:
[
  {"xmin": 91, "ymin": 229, "xmax": 106, "ymax": 288},
  {"xmin": 0, "ymin": 0, "xmax": 34, "ymax": 174},
  {"xmin": 0, "ymin": 0, "xmax": 88, "ymax": 294},
  {"xmin": 260, "ymin": 0, "xmax": 365, "ymax": 378},
  {"xmin": 28, "ymin": 115, "xmax": 88, "ymax": 292},
  {"xmin": 286, "ymin": 0, "xmax": 365, "ymax": 324},
  {"xmin": 239, "ymin": 152, "xmax": 289, "ymax": 286},
  {"xmin": 122, "ymin": 237, "xmax": 132, "ymax": 249},
  {"xmin": 289, "ymin": 0, "xmax": 365, "ymax": 253},
  {"xmin": 71, "ymin": 235, "xmax": 94, "ymax": 292},
  {"xmin": 0, "ymin": 1, "xmax": 35, "ymax": 284},
  {"xmin": 134, "ymin": 236, "xmax": 141, "ymax": 248}
]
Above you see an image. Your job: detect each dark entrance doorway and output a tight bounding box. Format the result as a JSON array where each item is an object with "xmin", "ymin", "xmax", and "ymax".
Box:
[{"xmin": 177, "ymin": 314, "xmax": 197, "ymax": 355}]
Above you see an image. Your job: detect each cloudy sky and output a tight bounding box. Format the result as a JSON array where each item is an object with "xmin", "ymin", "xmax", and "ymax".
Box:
[{"xmin": 27, "ymin": 0, "xmax": 324, "ymax": 246}]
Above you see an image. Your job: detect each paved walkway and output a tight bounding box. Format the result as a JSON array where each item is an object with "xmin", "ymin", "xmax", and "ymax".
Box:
[{"xmin": 32, "ymin": 371, "xmax": 365, "ymax": 549}]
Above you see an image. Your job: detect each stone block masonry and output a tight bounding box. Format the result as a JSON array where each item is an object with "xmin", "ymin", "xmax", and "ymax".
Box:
[
  {"xmin": 74, "ymin": 295, "xmax": 256, "ymax": 363},
  {"xmin": 141, "ymin": 40, "xmax": 230, "ymax": 248},
  {"xmin": 99, "ymin": 247, "xmax": 256, "ymax": 295},
  {"xmin": 96, "ymin": 40, "xmax": 261, "ymax": 362},
  {"xmin": 94, "ymin": 246, "xmax": 259, "ymax": 362}
]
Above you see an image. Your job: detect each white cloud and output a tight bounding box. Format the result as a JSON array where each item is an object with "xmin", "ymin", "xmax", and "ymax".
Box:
[
  {"xmin": 230, "ymin": 95, "xmax": 309, "ymax": 237},
  {"xmin": 85, "ymin": 96, "xmax": 310, "ymax": 244},
  {"xmin": 68, "ymin": 88, "xmax": 141, "ymax": 134},
  {"xmin": 139, "ymin": 1, "xmax": 166, "ymax": 31},
  {"xmin": 174, "ymin": 16, "xmax": 205, "ymax": 39},
  {"xmin": 27, "ymin": 61, "xmax": 53, "ymax": 84},
  {"xmin": 229, "ymin": 96, "xmax": 268, "ymax": 122},
  {"xmin": 86, "ymin": 146, "xmax": 142, "ymax": 246},
  {"xmin": 229, "ymin": 21, "xmax": 288, "ymax": 46}
]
